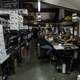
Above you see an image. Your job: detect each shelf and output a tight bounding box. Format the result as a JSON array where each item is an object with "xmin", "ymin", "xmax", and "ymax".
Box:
[{"xmin": 60, "ymin": 21, "xmax": 73, "ymax": 26}]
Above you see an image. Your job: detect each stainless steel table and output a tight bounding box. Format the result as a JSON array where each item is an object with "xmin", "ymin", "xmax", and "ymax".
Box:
[{"xmin": 53, "ymin": 44, "xmax": 79, "ymax": 73}]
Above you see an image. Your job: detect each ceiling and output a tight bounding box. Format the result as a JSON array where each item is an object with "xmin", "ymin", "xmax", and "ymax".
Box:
[
  {"xmin": 66, "ymin": 0, "xmax": 80, "ymax": 9},
  {"xmin": 43, "ymin": 0, "xmax": 80, "ymax": 11},
  {"xmin": 0, "ymin": 0, "xmax": 80, "ymax": 11}
]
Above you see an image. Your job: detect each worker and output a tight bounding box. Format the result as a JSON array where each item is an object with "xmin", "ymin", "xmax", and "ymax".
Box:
[
  {"xmin": 64, "ymin": 35, "xmax": 73, "ymax": 43},
  {"xmin": 45, "ymin": 28, "xmax": 54, "ymax": 43},
  {"xmin": 59, "ymin": 30, "xmax": 66, "ymax": 43}
]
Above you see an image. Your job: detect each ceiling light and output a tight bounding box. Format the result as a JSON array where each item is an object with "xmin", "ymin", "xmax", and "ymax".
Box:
[{"xmin": 38, "ymin": 0, "xmax": 41, "ymax": 12}]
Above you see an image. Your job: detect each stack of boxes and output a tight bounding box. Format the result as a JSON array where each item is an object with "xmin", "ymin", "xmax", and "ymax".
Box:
[
  {"xmin": 23, "ymin": 25, "xmax": 28, "ymax": 30},
  {"xmin": 18, "ymin": 15, "xmax": 23, "ymax": 30},
  {"xmin": 9, "ymin": 14, "xmax": 19, "ymax": 30},
  {"xmin": 18, "ymin": 9, "xmax": 28, "ymax": 15},
  {"xmin": 9, "ymin": 13, "xmax": 23, "ymax": 30}
]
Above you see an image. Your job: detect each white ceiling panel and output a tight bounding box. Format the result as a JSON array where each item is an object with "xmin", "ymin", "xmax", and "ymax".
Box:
[
  {"xmin": 66, "ymin": 0, "xmax": 80, "ymax": 9},
  {"xmin": 43, "ymin": 0, "xmax": 80, "ymax": 10}
]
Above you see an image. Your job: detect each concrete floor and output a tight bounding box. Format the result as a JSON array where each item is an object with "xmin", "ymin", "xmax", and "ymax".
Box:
[
  {"xmin": 11, "ymin": 61, "xmax": 78, "ymax": 80},
  {"xmin": 10, "ymin": 40, "xmax": 78, "ymax": 80}
]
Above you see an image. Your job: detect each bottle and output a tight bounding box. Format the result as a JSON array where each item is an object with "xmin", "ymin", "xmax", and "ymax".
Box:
[
  {"xmin": 62, "ymin": 64, "xmax": 66, "ymax": 74},
  {"xmin": 77, "ymin": 75, "xmax": 80, "ymax": 80}
]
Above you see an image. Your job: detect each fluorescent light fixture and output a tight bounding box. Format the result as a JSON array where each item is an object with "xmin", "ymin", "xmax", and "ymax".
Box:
[{"xmin": 38, "ymin": 0, "xmax": 41, "ymax": 12}]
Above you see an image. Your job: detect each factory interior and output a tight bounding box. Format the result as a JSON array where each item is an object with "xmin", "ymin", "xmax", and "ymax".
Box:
[{"xmin": 0, "ymin": 0, "xmax": 80, "ymax": 80}]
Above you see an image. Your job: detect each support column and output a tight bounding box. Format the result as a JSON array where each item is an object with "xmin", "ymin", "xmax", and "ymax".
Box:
[{"xmin": 59, "ymin": 8, "xmax": 65, "ymax": 20}]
